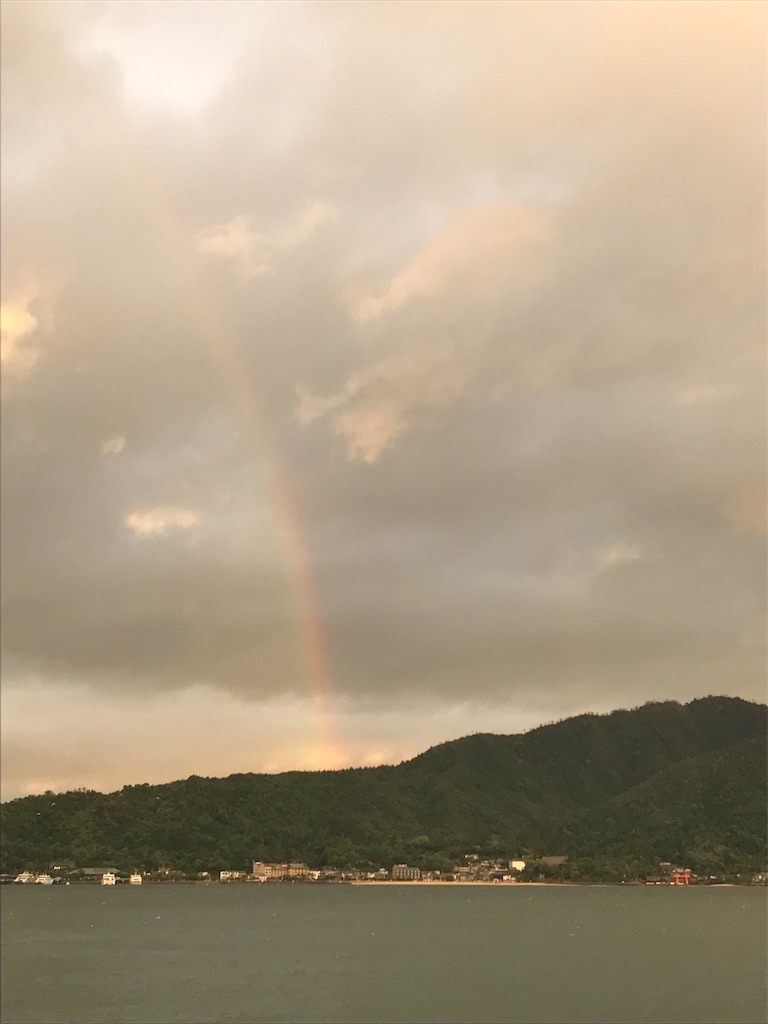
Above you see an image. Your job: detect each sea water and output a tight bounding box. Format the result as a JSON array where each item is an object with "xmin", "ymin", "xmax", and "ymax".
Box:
[{"xmin": 1, "ymin": 884, "xmax": 766, "ymax": 1023}]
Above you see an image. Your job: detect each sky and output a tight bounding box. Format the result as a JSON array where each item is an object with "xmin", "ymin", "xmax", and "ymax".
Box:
[{"xmin": 1, "ymin": 0, "xmax": 765, "ymax": 801}]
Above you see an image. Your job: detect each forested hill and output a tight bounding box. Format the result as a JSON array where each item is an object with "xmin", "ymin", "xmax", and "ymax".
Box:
[{"xmin": 2, "ymin": 696, "xmax": 765, "ymax": 878}]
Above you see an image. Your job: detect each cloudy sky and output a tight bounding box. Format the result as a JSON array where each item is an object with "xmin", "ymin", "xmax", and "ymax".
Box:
[{"xmin": 2, "ymin": 0, "xmax": 765, "ymax": 800}]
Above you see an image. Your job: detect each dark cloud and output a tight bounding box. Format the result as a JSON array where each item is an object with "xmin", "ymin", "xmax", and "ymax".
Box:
[{"xmin": 1, "ymin": 0, "xmax": 765, "ymax": 795}]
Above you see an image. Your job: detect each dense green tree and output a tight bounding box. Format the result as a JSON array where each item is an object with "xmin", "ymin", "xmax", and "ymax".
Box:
[{"xmin": 1, "ymin": 697, "xmax": 764, "ymax": 881}]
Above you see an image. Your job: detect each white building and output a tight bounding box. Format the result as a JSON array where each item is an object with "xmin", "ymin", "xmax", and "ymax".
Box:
[{"xmin": 251, "ymin": 862, "xmax": 270, "ymax": 881}]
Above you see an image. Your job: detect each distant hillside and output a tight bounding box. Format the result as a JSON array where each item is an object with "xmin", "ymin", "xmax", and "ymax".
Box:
[
  {"xmin": 1, "ymin": 696, "xmax": 765, "ymax": 878},
  {"xmin": 553, "ymin": 730, "xmax": 767, "ymax": 870}
]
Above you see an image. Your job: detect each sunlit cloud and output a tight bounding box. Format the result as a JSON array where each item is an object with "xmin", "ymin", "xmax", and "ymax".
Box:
[
  {"xmin": 194, "ymin": 200, "xmax": 336, "ymax": 280},
  {"xmin": 273, "ymin": 199, "xmax": 337, "ymax": 250},
  {"xmin": 194, "ymin": 215, "xmax": 273, "ymax": 280},
  {"xmin": 294, "ymin": 204, "xmax": 551, "ymax": 462},
  {"xmin": 723, "ymin": 490, "xmax": 767, "ymax": 536},
  {"xmin": 0, "ymin": 680, "xmax": 580, "ymax": 801},
  {"xmin": 125, "ymin": 505, "xmax": 200, "ymax": 537},
  {"xmin": 298, "ymin": 350, "xmax": 467, "ymax": 463},
  {"xmin": 100, "ymin": 435, "xmax": 126, "ymax": 455},
  {"xmin": 676, "ymin": 386, "xmax": 726, "ymax": 406},
  {"xmin": 1, "ymin": 299, "xmax": 39, "ymax": 377},
  {"xmin": 333, "ymin": 402, "xmax": 407, "ymax": 464},
  {"xmin": 347, "ymin": 204, "xmax": 550, "ymax": 325},
  {"xmin": 597, "ymin": 542, "xmax": 643, "ymax": 573}
]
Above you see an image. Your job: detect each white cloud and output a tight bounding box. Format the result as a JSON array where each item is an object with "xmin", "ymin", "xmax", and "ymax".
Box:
[
  {"xmin": 297, "ymin": 350, "xmax": 468, "ymax": 463},
  {"xmin": 72, "ymin": 1, "xmax": 257, "ymax": 115},
  {"xmin": 125, "ymin": 505, "xmax": 200, "ymax": 537},
  {"xmin": 1, "ymin": 299, "xmax": 39, "ymax": 377},
  {"xmin": 295, "ymin": 382, "xmax": 353, "ymax": 425},
  {"xmin": 347, "ymin": 203, "xmax": 550, "ymax": 324},
  {"xmin": 273, "ymin": 200, "xmax": 337, "ymax": 251},
  {"xmin": 194, "ymin": 200, "xmax": 337, "ymax": 281},
  {"xmin": 294, "ymin": 203, "xmax": 550, "ymax": 462},
  {"xmin": 676, "ymin": 386, "xmax": 726, "ymax": 406},
  {"xmin": 100, "ymin": 435, "xmax": 126, "ymax": 455},
  {"xmin": 333, "ymin": 402, "xmax": 408, "ymax": 464},
  {"xmin": 194, "ymin": 215, "xmax": 273, "ymax": 280},
  {"xmin": 598, "ymin": 542, "xmax": 642, "ymax": 572}
]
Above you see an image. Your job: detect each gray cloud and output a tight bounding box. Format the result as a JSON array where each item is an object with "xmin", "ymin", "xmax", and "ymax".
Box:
[{"xmin": 1, "ymin": 0, "xmax": 765, "ymax": 794}]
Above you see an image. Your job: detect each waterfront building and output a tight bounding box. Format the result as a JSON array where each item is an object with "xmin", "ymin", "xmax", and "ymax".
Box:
[
  {"xmin": 392, "ymin": 864, "xmax": 421, "ymax": 881},
  {"xmin": 250, "ymin": 861, "xmax": 309, "ymax": 881}
]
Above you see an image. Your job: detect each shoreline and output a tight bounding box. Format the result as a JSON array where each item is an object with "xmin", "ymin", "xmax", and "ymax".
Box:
[
  {"xmin": 353, "ymin": 880, "xmax": 578, "ymax": 887},
  {"xmin": 3, "ymin": 879, "xmax": 740, "ymax": 888},
  {"xmin": 349, "ymin": 880, "xmax": 737, "ymax": 887}
]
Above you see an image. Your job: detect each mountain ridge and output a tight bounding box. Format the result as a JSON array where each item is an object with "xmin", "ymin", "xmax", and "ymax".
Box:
[{"xmin": 1, "ymin": 695, "xmax": 765, "ymax": 879}]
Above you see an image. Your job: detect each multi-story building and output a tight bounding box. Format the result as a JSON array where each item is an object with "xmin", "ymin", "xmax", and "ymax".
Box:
[
  {"xmin": 251, "ymin": 861, "xmax": 309, "ymax": 881},
  {"xmin": 392, "ymin": 864, "xmax": 421, "ymax": 881}
]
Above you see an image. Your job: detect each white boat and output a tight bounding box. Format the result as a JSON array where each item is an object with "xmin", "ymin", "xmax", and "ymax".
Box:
[
  {"xmin": 14, "ymin": 872, "xmax": 35, "ymax": 884},
  {"xmin": 35, "ymin": 874, "xmax": 54, "ymax": 885},
  {"xmin": 101, "ymin": 872, "xmax": 117, "ymax": 886},
  {"xmin": 129, "ymin": 874, "xmax": 142, "ymax": 885}
]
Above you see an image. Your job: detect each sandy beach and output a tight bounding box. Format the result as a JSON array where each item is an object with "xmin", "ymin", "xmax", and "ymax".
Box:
[{"xmin": 349, "ymin": 880, "xmax": 569, "ymax": 886}]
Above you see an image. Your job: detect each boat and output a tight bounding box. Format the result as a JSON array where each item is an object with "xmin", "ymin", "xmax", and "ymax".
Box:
[
  {"xmin": 129, "ymin": 874, "xmax": 142, "ymax": 885},
  {"xmin": 35, "ymin": 874, "xmax": 54, "ymax": 885},
  {"xmin": 101, "ymin": 872, "xmax": 117, "ymax": 886}
]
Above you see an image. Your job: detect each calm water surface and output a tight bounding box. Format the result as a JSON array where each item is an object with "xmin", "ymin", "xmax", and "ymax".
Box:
[{"xmin": 1, "ymin": 884, "xmax": 766, "ymax": 1023}]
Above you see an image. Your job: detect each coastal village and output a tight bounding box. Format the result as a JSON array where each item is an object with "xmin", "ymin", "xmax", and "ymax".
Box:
[{"xmin": 5, "ymin": 856, "xmax": 762, "ymax": 887}]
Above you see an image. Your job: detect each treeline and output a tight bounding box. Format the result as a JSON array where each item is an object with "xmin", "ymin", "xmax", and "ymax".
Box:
[{"xmin": 1, "ymin": 696, "xmax": 765, "ymax": 879}]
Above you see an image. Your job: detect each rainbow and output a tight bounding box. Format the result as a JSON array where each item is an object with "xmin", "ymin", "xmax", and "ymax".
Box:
[
  {"xmin": 188, "ymin": 290, "xmax": 344, "ymax": 771},
  {"xmin": 119, "ymin": 147, "xmax": 344, "ymax": 770}
]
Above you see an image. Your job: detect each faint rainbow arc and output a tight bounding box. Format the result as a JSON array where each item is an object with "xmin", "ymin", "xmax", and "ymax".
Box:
[
  {"xmin": 189, "ymin": 290, "xmax": 343, "ymax": 771},
  {"xmin": 124, "ymin": 151, "xmax": 343, "ymax": 770}
]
